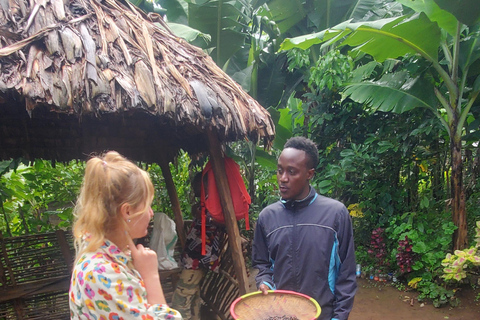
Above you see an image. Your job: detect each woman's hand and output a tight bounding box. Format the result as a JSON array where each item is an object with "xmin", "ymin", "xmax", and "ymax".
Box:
[
  {"xmin": 127, "ymin": 236, "xmax": 158, "ymax": 278},
  {"xmin": 126, "ymin": 236, "xmax": 166, "ymax": 305}
]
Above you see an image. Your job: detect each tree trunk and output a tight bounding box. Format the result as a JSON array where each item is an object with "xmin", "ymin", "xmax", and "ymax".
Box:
[
  {"xmin": 410, "ymin": 161, "xmax": 419, "ymax": 210},
  {"xmin": 451, "ymin": 135, "xmax": 468, "ymax": 250},
  {"xmin": 0, "ymin": 199, "xmax": 12, "ymax": 237},
  {"xmin": 465, "ymin": 143, "xmax": 480, "ymax": 201},
  {"xmin": 431, "ymin": 140, "xmax": 444, "ymax": 201},
  {"xmin": 248, "ymin": 142, "xmax": 256, "ymax": 202}
]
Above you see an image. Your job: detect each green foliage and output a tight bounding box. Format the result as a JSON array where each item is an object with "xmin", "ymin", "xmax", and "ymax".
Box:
[
  {"xmin": 128, "ymin": 0, "xmax": 166, "ymax": 15},
  {"xmin": 442, "ymin": 221, "xmax": 480, "ymax": 282},
  {"xmin": 367, "ymin": 227, "xmax": 389, "ymax": 272},
  {"xmin": 277, "ymin": 3, "xmax": 480, "ymax": 306},
  {"xmin": 0, "ymin": 153, "xmax": 198, "ymax": 235},
  {"xmin": 1, "ymin": 1, "xmax": 479, "ymax": 309},
  {"xmin": 281, "ymin": 13, "xmax": 442, "ymax": 62},
  {"xmin": 148, "ymin": 151, "xmax": 199, "ymax": 220},
  {"xmin": 414, "ymin": 278, "xmax": 458, "ymax": 308},
  {"xmin": 0, "ymin": 159, "xmax": 84, "ymax": 236},
  {"xmin": 354, "ymin": 245, "xmax": 372, "ymax": 267},
  {"xmin": 282, "ymin": 0, "xmax": 480, "ymax": 253},
  {"xmin": 286, "ymin": 48, "xmax": 310, "ymax": 72},
  {"xmin": 309, "ymin": 49, "xmax": 354, "ymax": 91},
  {"xmin": 387, "ymin": 210, "xmax": 455, "ymax": 277}
]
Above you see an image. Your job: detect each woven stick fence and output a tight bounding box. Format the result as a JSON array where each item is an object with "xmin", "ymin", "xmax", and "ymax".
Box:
[
  {"xmin": 0, "ymin": 225, "xmax": 246, "ymax": 319},
  {"xmin": 200, "ymin": 232, "xmax": 251, "ymax": 320},
  {"xmin": 0, "ymin": 230, "xmax": 74, "ymax": 320}
]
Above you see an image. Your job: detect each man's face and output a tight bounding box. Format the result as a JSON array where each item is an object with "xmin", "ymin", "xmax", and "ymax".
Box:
[{"xmin": 277, "ymin": 147, "xmax": 314, "ymax": 201}]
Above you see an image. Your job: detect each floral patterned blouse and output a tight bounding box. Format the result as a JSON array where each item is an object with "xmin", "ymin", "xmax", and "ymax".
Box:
[{"xmin": 69, "ymin": 239, "xmax": 182, "ymax": 320}]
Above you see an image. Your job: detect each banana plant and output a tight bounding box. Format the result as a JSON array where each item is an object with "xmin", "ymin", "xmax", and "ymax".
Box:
[
  {"xmin": 280, "ymin": 0, "xmax": 480, "ymax": 250},
  {"xmin": 154, "ymin": 0, "xmax": 398, "ymax": 201}
]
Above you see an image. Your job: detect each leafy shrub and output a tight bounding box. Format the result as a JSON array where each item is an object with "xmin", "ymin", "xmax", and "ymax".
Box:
[
  {"xmin": 368, "ymin": 227, "xmax": 389, "ymax": 273},
  {"xmin": 0, "ymin": 159, "xmax": 84, "ymax": 235},
  {"xmin": 387, "ymin": 210, "xmax": 455, "ymax": 277},
  {"xmin": 409, "ymin": 276, "xmax": 458, "ymax": 308},
  {"xmin": 442, "ymin": 221, "xmax": 480, "ymax": 282},
  {"xmin": 396, "ymin": 235, "xmax": 415, "ymax": 274}
]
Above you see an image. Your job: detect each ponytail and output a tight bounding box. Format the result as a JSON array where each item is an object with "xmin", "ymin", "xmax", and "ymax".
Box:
[{"xmin": 72, "ymin": 151, "xmax": 154, "ymax": 258}]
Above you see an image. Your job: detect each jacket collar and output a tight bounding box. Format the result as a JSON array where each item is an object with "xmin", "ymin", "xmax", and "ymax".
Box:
[{"xmin": 280, "ymin": 186, "xmax": 317, "ymax": 210}]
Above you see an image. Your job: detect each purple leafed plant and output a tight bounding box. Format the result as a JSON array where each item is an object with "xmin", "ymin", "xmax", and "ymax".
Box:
[
  {"xmin": 396, "ymin": 236, "xmax": 414, "ymax": 274},
  {"xmin": 368, "ymin": 227, "xmax": 389, "ymax": 272}
]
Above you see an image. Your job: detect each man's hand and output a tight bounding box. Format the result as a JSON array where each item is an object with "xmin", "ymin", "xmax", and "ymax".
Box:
[{"xmin": 259, "ymin": 283, "xmax": 269, "ymax": 295}]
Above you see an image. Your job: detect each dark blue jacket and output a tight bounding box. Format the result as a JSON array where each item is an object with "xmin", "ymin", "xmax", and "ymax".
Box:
[{"xmin": 252, "ymin": 187, "xmax": 357, "ymax": 320}]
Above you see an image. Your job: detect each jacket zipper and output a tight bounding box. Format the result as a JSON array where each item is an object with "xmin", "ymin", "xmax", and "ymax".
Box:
[{"xmin": 292, "ymin": 204, "xmax": 299, "ymax": 292}]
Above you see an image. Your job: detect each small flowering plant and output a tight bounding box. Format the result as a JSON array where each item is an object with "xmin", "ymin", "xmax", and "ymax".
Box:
[
  {"xmin": 396, "ymin": 236, "xmax": 415, "ymax": 274},
  {"xmin": 368, "ymin": 227, "xmax": 389, "ymax": 272},
  {"xmin": 442, "ymin": 221, "xmax": 480, "ymax": 281}
]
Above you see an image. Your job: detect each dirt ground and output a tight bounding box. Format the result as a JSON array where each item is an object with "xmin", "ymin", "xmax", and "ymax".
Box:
[
  {"xmin": 351, "ymin": 278, "xmax": 480, "ymax": 320},
  {"xmin": 246, "ymin": 269, "xmax": 480, "ymax": 320}
]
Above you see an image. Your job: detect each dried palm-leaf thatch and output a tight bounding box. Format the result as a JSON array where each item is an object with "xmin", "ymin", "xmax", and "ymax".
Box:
[{"xmin": 0, "ymin": 0, "xmax": 275, "ymax": 162}]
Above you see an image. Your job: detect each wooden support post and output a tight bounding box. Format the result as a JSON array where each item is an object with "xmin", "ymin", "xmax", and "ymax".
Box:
[
  {"xmin": 159, "ymin": 158, "xmax": 186, "ymax": 249},
  {"xmin": 56, "ymin": 230, "xmax": 73, "ymax": 272},
  {"xmin": 0, "ymin": 232, "xmax": 15, "ymax": 287},
  {"xmin": 13, "ymin": 299, "xmax": 26, "ymax": 320},
  {"xmin": 206, "ymin": 130, "xmax": 249, "ymax": 295}
]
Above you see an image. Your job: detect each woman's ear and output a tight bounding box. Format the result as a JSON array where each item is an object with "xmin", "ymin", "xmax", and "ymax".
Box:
[{"xmin": 120, "ymin": 203, "xmax": 131, "ymax": 221}]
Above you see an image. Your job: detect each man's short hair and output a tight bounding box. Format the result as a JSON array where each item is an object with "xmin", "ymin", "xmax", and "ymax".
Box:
[{"xmin": 284, "ymin": 137, "xmax": 319, "ymax": 170}]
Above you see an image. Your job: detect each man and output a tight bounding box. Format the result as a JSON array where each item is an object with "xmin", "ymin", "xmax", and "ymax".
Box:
[
  {"xmin": 171, "ymin": 173, "xmax": 224, "ymax": 319},
  {"xmin": 252, "ymin": 137, "xmax": 357, "ymax": 320}
]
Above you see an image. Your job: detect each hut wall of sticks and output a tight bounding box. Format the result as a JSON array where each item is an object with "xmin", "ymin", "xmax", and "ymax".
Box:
[
  {"xmin": 0, "ymin": 230, "xmax": 74, "ymax": 320},
  {"xmin": 0, "ymin": 0, "xmax": 275, "ymax": 318}
]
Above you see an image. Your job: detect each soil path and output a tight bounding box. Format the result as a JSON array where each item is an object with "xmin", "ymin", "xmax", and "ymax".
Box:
[
  {"xmin": 351, "ymin": 278, "xmax": 480, "ymax": 320},
  {"xmin": 246, "ymin": 269, "xmax": 480, "ymax": 319}
]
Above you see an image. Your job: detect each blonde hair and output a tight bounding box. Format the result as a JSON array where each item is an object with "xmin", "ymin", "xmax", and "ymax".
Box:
[{"xmin": 72, "ymin": 151, "xmax": 154, "ymax": 258}]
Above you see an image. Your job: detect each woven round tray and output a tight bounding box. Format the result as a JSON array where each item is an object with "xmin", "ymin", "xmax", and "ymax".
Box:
[{"xmin": 230, "ymin": 290, "xmax": 321, "ymax": 320}]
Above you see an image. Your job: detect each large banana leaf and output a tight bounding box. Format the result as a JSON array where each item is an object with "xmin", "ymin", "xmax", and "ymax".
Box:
[
  {"xmin": 310, "ymin": 0, "xmax": 362, "ymax": 29},
  {"xmin": 187, "ymin": 1, "xmax": 248, "ymax": 67},
  {"xmin": 256, "ymin": 54, "xmax": 287, "ymax": 108},
  {"xmin": 347, "ymin": 0, "xmax": 403, "ymax": 22},
  {"xmin": 263, "ymin": 0, "xmax": 306, "ymax": 34},
  {"xmin": 343, "ymin": 72, "xmax": 447, "ymax": 128},
  {"xmin": 158, "ymin": 0, "xmax": 188, "ymax": 24},
  {"xmin": 344, "ymin": 72, "xmax": 435, "ymax": 112},
  {"xmin": 165, "ymin": 23, "xmax": 212, "ymax": 48},
  {"xmin": 268, "ymin": 107, "xmax": 293, "ymax": 150},
  {"xmin": 397, "ymin": 0, "xmax": 458, "ymax": 36},
  {"xmin": 458, "ymin": 24, "xmax": 480, "ymax": 76},
  {"xmin": 434, "ymin": 0, "xmax": 480, "ymax": 26},
  {"xmin": 261, "ymin": 0, "xmax": 359, "ymax": 35},
  {"xmin": 254, "ymin": 148, "xmax": 277, "ymax": 169},
  {"xmin": 280, "ymin": 13, "xmax": 441, "ymax": 63}
]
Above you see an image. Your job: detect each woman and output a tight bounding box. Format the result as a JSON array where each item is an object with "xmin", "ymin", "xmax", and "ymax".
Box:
[{"xmin": 69, "ymin": 151, "xmax": 182, "ymax": 320}]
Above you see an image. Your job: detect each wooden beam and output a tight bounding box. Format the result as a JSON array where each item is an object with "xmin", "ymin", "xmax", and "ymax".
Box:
[
  {"xmin": 0, "ymin": 276, "xmax": 70, "ymax": 302},
  {"xmin": 159, "ymin": 157, "xmax": 186, "ymax": 248},
  {"xmin": 206, "ymin": 129, "xmax": 249, "ymax": 295}
]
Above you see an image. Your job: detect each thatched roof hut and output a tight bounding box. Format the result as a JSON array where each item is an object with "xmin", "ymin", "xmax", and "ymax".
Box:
[
  {"xmin": 0, "ymin": 0, "xmax": 274, "ymax": 163},
  {"xmin": 0, "ymin": 0, "xmax": 275, "ymax": 313}
]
